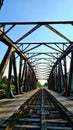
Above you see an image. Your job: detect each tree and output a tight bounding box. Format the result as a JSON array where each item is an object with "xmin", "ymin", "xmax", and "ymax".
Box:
[
  {"xmin": 36, "ymin": 81, "xmax": 42, "ymax": 87},
  {"xmin": 44, "ymin": 82, "xmax": 48, "ymax": 87},
  {"xmin": 0, "ymin": 76, "xmax": 8, "ymax": 84}
]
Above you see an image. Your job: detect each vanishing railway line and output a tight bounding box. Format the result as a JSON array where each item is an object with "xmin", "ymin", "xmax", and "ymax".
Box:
[{"xmin": 0, "ymin": 89, "xmax": 73, "ymax": 130}]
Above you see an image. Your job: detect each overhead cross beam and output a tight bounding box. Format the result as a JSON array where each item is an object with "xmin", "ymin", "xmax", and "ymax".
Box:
[
  {"xmin": 15, "ymin": 24, "xmax": 41, "ymax": 43},
  {"xmin": 45, "ymin": 24, "xmax": 71, "ymax": 42},
  {"xmin": 0, "ymin": 29, "xmax": 33, "ymax": 69},
  {"xmin": 16, "ymin": 42, "xmax": 70, "ymax": 45},
  {"xmin": 0, "ymin": 21, "xmax": 73, "ymax": 25}
]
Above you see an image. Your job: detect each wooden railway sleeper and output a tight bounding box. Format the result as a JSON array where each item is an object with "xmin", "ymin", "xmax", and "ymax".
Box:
[{"xmin": 0, "ymin": 89, "xmax": 73, "ymax": 130}]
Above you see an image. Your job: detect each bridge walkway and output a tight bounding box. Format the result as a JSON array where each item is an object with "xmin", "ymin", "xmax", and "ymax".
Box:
[
  {"xmin": 0, "ymin": 89, "xmax": 39, "ymax": 125},
  {"xmin": 46, "ymin": 88, "xmax": 73, "ymax": 114}
]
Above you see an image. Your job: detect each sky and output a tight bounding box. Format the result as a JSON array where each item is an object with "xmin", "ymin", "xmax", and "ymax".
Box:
[
  {"xmin": 0, "ymin": 0, "xmax": 73, "ymax": 85},
  {"xmin": 1, "ymin": 0, "xmax": 73, "ymax": 22}
]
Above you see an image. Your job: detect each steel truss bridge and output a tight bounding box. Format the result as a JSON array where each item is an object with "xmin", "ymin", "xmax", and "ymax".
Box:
[{"xmin": 0, "ymin": 21, "xmax": 73, "ymax": 97}]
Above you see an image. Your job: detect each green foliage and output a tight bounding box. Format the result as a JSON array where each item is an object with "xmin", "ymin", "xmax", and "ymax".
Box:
[
  {"xmin": 0, "ymin": 76, "xmax": 8, "ymax": 84},
  {"xmin": 0, "ymin": 83, "xmax": 7, "ymax": 90},
  {"xmin": 36, "ymin": 81, "xmax": 42, "ymax": 88},
  {"xmin": 0, "ymin": 89, "xmax": 5, "ymax": 98},
  {"xmin": 0, "ymin": 89, "xmax": 5, "ymax": 95},
  {"xmin": 0, "ymin": 81, "xmax": 8, "ymax": 98},
  {"xmin": 44, "ymin": 82, "xmax": 48, "ymax": 87},
  {"xmin": 10, "ymin": 84, "xmax": 16, "ymax": 94},
  {"xmin": 0, "ymin": 76, "xmax": 16, "ymax": 97}
]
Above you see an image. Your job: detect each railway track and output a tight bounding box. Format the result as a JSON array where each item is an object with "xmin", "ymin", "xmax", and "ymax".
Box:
[{"xmin": 0, "ymin": 88, "xmax": 73, "ymax": 130}]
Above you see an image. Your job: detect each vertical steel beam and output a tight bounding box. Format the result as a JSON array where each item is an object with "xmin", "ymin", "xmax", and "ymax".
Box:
[
  {"xmin": 53, "ymin": 68, "xmax": 57, "ymax": 91},
  {"xmin": 19, "ymin": 56, "xmax": 23, "ymax": 93},
  {"xmin": 55, "ymin": 66, "xmax": 58, "ymax": 91},
  {"xmin": 28, "ymin": 68, "xmax": 31, "ymax": 90},
  {"xmin": 21, "ymin": 60, "xmax": 26, "ymax": 90},
  {"xmin": 57, "ymin": 63, "xmax": 61, "ymax": 92},
  {"xmin": 7, "ymin": 49, "xmax": 14, "ymax": 98},
  {"xmin": 57, "ymin": 61, "xmax": 64, "ymax": 93},
  {"xmin": 7, "ymin": 48, "xmax": 19, "ymax": 97},
  {"xmin": 62, "ymin": 57, "xmax": 67, "ymax": 95},
  {"xmin": 32, "ymin": 70, "xmax": 37, "ymax": 89},
  {"xmin": 26, "ymin": 65, "xmax": 30, "ymax": 91},
  {"xmin": 67, "ymin": 51, "xmax": 73, "ymax": 96},
  {"xmin": 52, "ymin": 71, "xmax": 55, "ymax": 91},
  {"xmin": 59, "ymin": 61, "xmax": 64, "ymax": 93},
  {"xmin": 24, "ymin": 61, "xmax": 28, "ymax": 92},
  {"xmin": 48, "ymin": 71, "xmax": 55, "ymax": 90},
  {"xmin": 12, "ymin": 51, "xmax": 19, "ymax": 95},
  {"xmin": 30, "ymin": 70, "xmax": 34, "ymax": 90},
  {"xmin": 29, "ymin": 69, "xmax": 36, "ymax": 90}
]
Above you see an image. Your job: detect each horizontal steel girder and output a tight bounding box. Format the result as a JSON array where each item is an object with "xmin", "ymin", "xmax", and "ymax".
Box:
[{"xmin": 0, "ymin": 21, "xmax": 73, "ymax": 25}]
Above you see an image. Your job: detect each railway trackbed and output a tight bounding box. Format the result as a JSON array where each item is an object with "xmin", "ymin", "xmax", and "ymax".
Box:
[{"xmin": 0, "ymin": 88, "xmax": 73, "ymax": 130}]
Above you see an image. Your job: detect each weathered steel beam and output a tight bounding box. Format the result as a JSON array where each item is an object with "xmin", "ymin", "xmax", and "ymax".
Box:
[
  {"xmin": 48, "ymin": 71, "xmax": 55, "ymax": 90},
  {"xmin": 0, "ymin": 21, "xmax": 73, "ymax": 25},
  {"xmin": 15, "ymin": 24, "xmax": 41, "ymax": 43},
  {"xmin": 0, "ymin": 47, "xmax": 11, "ymax": 81},
  {"xmin": 19, "ymin": 56, "xmax": 23, "ymax": 93},
  {"xmin": 0, "ymin": 29, "xmax": 37, "ymax": 90},
  {"xmin": 16, "ymin": 42, "xmax": 70, "ymax": 45},
  {"xmin": 45, "ymin": 24, "xmax": 71, "ymax": 42},
  {"xmin": 61, "ymin": 57, "xmax": 67, "ymax": 95},
  {"xmin": 27, "ymin": 52, "xmax": 60, "ymax": 54},
  {"xmin": 42, "ymin": 52, "xmax": 58, "ymax": 59},
  {"xmin": 30, "ymin": 58, "xmax": 55, "ymax": 64},
  {"xmin": 27, "ymin": 53, "xmax": 44, "ymax": 59},
  {"xmin": 22, "ymin": 44, "xmax": 30, "ymax": 51},
  {"xmin": 0, "ymin": 29, "xmax": 33, "ymax": 69},
  {"xmin": 0, "ymin": 24, "xmax": 15, "ymax": 41},
  {"xmin": 67, "ymin": 51, "xmax": 73, "ymax": 96},
  {"xmin": 24, "ymin": 62, "xmax": 28, "ymax": 91},
  {"xmin": 44, "ymin": 43, "xmax": 62, "ymax": 53},
  {"xmin": 0, "ymin": 29, "xmax": 27, "ymax": 57},
  {"xmin": 7, "ymin": 50, "xmax": 14, "ymax": 98},
  {"xmin": 21, "ymin": 60, "xmax": 26, "ymax": 87},
  {"xmin": 7, "ymin": 50, "xmax": 19, "ymax": 96},
  {"xmin": 52, "ymin": 44, "xmax": 73, "ymax": 70},
  {"xmin": 12, "ymin": 52, "xmax": 19, "ymax": 95},
  {"xmin": 24, "ymin": 44, "xmax": 42, "ymax": 53},
  {"xmin": 55, "ymin": 44, "xmax": 63, "ymax": 52},
  {"xmin": 57, "ymin": 61, "xmax": 64, "ymax": 93}
]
